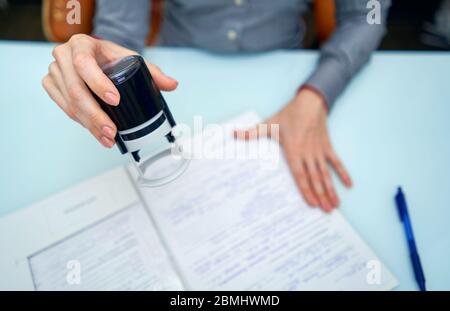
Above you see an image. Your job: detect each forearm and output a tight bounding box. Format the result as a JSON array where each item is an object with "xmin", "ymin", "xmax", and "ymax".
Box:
[
  {"xmin": 93, "ymin": 0, "xmax": 150, "ymax": 52},
  {"xmin": 305, "ymin": 0, "xmax": 391, "ymax": 109}
]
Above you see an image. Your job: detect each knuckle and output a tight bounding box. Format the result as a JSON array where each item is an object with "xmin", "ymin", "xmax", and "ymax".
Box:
[
  {"xmin": 313, "ymin": 149, "xmax": 323, "ymax": 159},
  {"xmin": 300, "ymin": 185, "xmax": 311, "ymax": 196},
  {"xmin": 302, "ymin": 191, "xmax": 312, "ymax": 199},
  {"xmin": 67, "ymin": 83, "xmax": 83, "ymax": 101},
  {"xmin": 299, "ymin": 174, "xmax": 308, "ymax": 184},
  {"xmin": 84, "ymin": 108, "xmax": 104, "ymax": 126},
  {"xmin": 70, "ymin": 33, "xmax": 90, "ymax": 44},
  {"xmin": 320, "ymin": 166, "xmax": 330, "ymax": 178},
  {"xmin": 296, "ymin": 168, "xmax": 307, "ymax": 179},
  {"xmin": 297, "ymin": 172, "xmax": 306, "ymax": 181},
  {"xmin": 41, "ymin": 75, "xmax": 50, "ymax": 89},
  {"xmin": 71, "ymin": 103, "xmax": 82, "ymax": 117},
  {"xmin": 325, "ymin": 145, "xmax": 334, "ymax": 155},
  {"xmin": 73, "ymin": 52, "xmax": 90, "ymax": 71},
  {"xmin": 328, "ymin": 155, "xmax": 337, "ymax": 165},
  {"xmin": 334, "ymin": 159, "xmax": 343, "ymax": 169},
  {"xmin": 48, "ymin": 62, "xmax": 57, "ymax": 76},
  {"xmin": 328, "ymin": 150, "xmax": 339, "ymax": 162},
  {"xmin": 315, "ymin": 187, "xmax": 324, "ymax": 196},
  {"xmin": 303, "ymin": 153, "xmax": 314, "ymax": 164},
  {"xmin": 65, "ymin": 107, "xmax": 77, "ymax": 121},
  {"xmin": 327, "ymin": 185, "xmax": 335, "ymax": 194},
  {"xmin": 291, "ymin": 164, "xmax": 303, "ymax": 177},
  {"xmin": 314, "ymin": 178, "xmax": 323, "ymax": 187},
  {"xmin": 52, "ymin": 45, "xmax": 64, "ymax": 59},
  {"xmin": 331, "ymin": 152, "xmax": 339, "ymax": 161},
  {"xmin": 324, "ymin": 178, "xmax": 333, "ymax": 189},
  {"xmin": 87, "ymin": 128, "xmax": 100, "ymax": 140},
  {"xmin": 317, "ymin": 163, "xmax": 325, "ymax": 173},
  {"xmin": 310, "ymin": 171, "xmax": 319, "ymax": 181}
]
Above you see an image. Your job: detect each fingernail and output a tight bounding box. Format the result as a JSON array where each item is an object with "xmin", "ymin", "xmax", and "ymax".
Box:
[
  {"xmin": 102, "ymin": 126, "xmax": 115, "ymax": 139},
  {"xmin": 322, "ymin": 203, "xmax": 333, "ymax": 213},
  {"xmin": 104, "ymin": 91, "xmax": 119, "ymax": 105},
  {"xmin": 100, "ymin": 136, "xmax": 115, "ymax": 148},
  {"xmin": 168, "ymin": 76, "xmax": 178, "ymax": 83},
  {"xmin": 345, "ymin": 177, "xmax": 353, "ymax": 187},
  {"xmin": 320, "ymin": 200, "xmax": 330, "ymax": 211}
]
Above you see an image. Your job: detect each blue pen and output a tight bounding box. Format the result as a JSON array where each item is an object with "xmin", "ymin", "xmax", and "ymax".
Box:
[{"xmin": 395, "ymin": 187, "xmax": 426, "ymax": 291}]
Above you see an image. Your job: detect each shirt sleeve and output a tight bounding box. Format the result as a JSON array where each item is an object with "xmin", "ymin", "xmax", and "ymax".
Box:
[
  {"xmin": 304, "ymin": 0, "xmax": 391, "ymax": 110},
  {"xmin": 93, "ymin": 0, "xmax": 150, "ymax": 52}
]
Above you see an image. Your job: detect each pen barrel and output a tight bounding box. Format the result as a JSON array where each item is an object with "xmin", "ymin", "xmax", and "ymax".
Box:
[
  {"xmin": 410, "ymin": 252, "xmax": 426, "ymax": 289},
  {"xmin": 407, "ymin": 238, "xmax": 418, "ymax": 254}
]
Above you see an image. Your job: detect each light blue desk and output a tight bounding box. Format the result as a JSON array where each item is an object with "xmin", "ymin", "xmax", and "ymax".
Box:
[{"xmin": 0, "ymin": 41, "xmax": 449, "ymax": 290}]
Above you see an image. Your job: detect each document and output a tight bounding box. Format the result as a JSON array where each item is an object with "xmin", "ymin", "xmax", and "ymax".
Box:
[
  {"xmin": 28, "ymin": 203, "xmax": 183, "ymax": 290},
  {"xmin": 0, "ymin": 168, "xmax": 182, "ymax": 290},
  {"xmin": 0, "ymin": 111, "xmax": 398, "ymax": 290},
  {"xmin": 138, "ymin": 114, "xmax": 398, "ymax": 290}
]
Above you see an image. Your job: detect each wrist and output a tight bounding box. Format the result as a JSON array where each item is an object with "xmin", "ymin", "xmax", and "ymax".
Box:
[{"xmin": 297, "ymin": 84, "xmax": 328, "ymax": 113}]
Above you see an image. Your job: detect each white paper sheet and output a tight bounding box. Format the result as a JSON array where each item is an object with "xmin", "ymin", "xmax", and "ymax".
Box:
[
  {"xmin": 0, "ymin": 167, "xmax": 183, "ymax": 290},
  {"xmin": 28, "ymin": 203, "xmax": 183, "ymax": 290},
  {"xmin": 137, "ymin": 112, "xmax": 398, "ymax": 290}
]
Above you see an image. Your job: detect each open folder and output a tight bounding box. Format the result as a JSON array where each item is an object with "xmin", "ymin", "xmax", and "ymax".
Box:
[{"xmin": 0, "ymin": 112, "xmax": 398, "ymax": 290}]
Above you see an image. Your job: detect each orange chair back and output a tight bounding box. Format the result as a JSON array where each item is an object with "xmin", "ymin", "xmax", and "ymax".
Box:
[{"xmin": 314, "ymin": 0, "xmax": 336, "ymax": 43}]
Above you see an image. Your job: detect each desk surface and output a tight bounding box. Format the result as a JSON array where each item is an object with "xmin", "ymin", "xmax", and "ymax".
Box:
[{"xmin": 0, "ymin": 41, "xmax": 449, "ymax": 290}]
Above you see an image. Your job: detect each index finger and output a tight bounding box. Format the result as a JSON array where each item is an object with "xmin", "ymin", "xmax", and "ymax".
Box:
[{"xmin": 70, "ymin": 37, "xmax": 120, "ymax": 106}]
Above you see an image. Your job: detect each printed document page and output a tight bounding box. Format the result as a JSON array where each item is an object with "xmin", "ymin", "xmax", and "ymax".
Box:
[
  {"xmin": 28, "ymin": 203, "xmax": 183, "ymax": 290},
  {"xmin": 0, "ymin": 167, "xmax": 183, "ymax": 290},
  {"xmin": 137, "ymin": 112, "xmax": 398, "ymax": 290}
]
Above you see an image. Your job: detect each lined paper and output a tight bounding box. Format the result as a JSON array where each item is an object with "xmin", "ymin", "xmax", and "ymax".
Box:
[{"xmin": 138, "ymin": 112, "xmax": 398, "ymax": 290}]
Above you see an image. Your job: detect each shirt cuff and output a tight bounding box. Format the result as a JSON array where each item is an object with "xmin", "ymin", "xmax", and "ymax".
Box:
[{"xmin": 304, "ymin": 56, "xmax": 352, "ymax": 111}]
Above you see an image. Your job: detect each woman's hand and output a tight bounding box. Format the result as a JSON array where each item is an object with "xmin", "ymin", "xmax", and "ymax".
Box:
[
  {"xmin": 235, "ymin": 88, "xmax": 352, "ymax": 212},
  {"xmin": 42, "ymin": 34, "xmax": 178, "ymax": 148}
]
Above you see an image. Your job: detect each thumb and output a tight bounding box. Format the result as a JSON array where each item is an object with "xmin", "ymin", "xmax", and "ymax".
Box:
[
  {"xmin": 97, "ymin": 40, "xmax": 178, "ymax": 92},
  {"xmin": 233, "ymin": 116, "xmax": 279, "ymax": 141}
]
